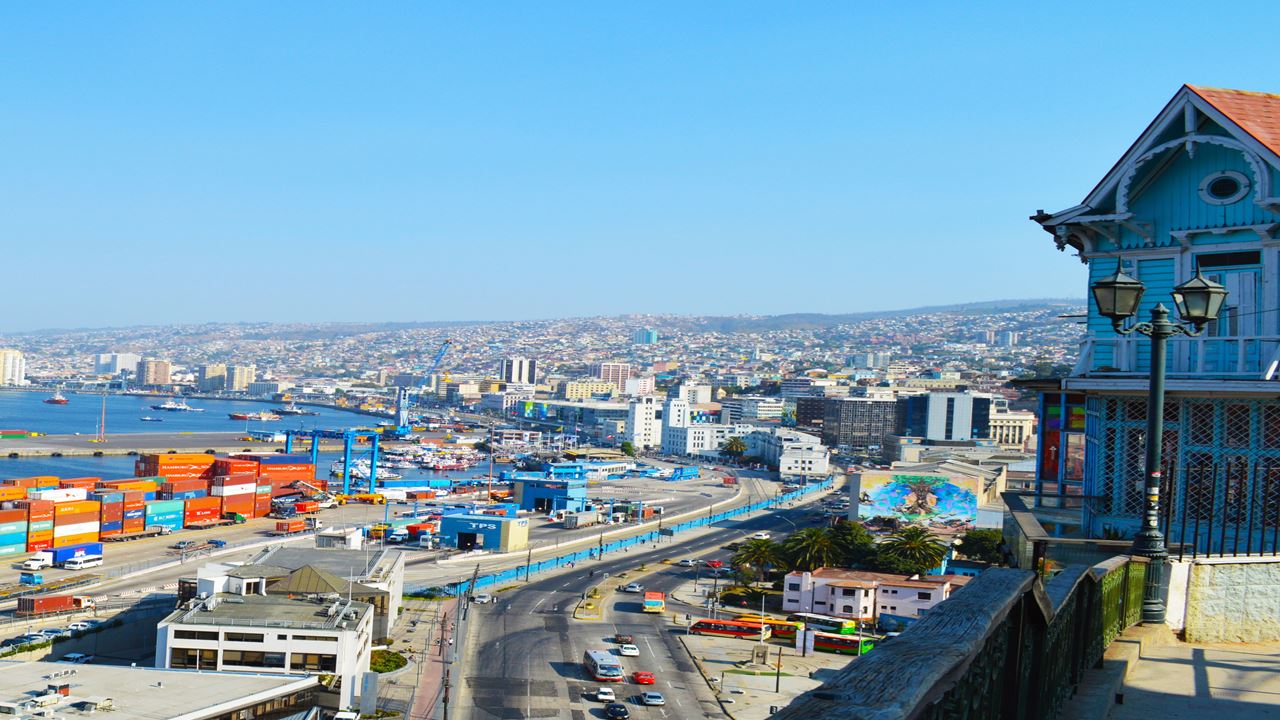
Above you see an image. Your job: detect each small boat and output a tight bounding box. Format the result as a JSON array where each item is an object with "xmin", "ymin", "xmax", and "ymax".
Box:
[
  {"xmin": 275, "ymin": 402, "xmax": 319, "ymax": 416},
  {"xmin": 43, "ymin": 389, "xmax": 69, "ymax": 405},
  {"xmin": 151, "ymin": 400, "xmax": 203, "ymax": 412},
  {"xmin": 139, "ymin": 416, "xmax": 163, "ymax": 422},
  {"xmin": 229, "ymin": 411, "xmax": 281, "ymax": 421}
]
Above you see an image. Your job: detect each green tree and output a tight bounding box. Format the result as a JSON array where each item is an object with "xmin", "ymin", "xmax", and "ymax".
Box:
[
  {"xmin": 877, "ymin": 526, "xmax": 949, "ymax": 576},
  {"xmin": 719, "ymin": 436, "xmax": 747, "ymax": 459},
  {"xmin": 732, "ymin": 538, "xmax": 786, "ymax": 584},
  {"xmin": 619, "ymin": 441, "xmax": 636, "ymax": 457},
  {"xmin": 956, "ymin": 528, "xmax": 1004, "ymax": 564},
  {"xmin": 783, "ymin": 527, "xmax": 840, "ymax": 572},
  {"xmin": 830, "ymin": 521, "xmax": 876, "ymax": 568}
]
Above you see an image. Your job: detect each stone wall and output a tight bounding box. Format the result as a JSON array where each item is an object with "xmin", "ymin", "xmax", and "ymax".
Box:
[{"xmin": 1182, "ymin": 556, "xmax": 1280, "ymax": 643}]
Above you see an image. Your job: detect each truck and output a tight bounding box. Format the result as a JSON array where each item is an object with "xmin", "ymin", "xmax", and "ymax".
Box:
[
  {"xmin": 563, "ymin": 511, "xmax": 602, "ymax": 529},
  {"xmin": 274, "ymin": 519, "xmax": 307, "ymax": 535},
  {"xmin": 16, "ymin": 594, "xmax": 96, "ymax": 617},
  {"xmin": 22, "ymin": 543, "xmax": 105, "ymax": 571}
]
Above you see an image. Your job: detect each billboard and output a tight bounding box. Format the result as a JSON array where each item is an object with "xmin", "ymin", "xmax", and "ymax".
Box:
[{"xmin": 856, "ymin": 472, "xmax": 978, "ymax": 529}]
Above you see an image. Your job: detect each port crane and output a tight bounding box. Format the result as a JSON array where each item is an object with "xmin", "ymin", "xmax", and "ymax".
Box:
[{"xmin": 393, "ymin": 339, "xmax": 453, "ymax": 431}]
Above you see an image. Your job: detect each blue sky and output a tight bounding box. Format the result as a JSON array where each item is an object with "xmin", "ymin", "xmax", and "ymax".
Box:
[{"xmin": 3, "ymin": 3, "xmax": 1280, "ymax": 330}]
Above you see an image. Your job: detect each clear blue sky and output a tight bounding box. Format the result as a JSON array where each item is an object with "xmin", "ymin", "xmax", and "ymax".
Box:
[{"xmin": 3, "ymin": 3, "xmax": 1279, "ymax": 331}]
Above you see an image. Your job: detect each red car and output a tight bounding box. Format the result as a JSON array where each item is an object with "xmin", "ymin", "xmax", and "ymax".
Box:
[{"xmin": 632, "ymin": 671, "xmax": 656, "ymax": 685}]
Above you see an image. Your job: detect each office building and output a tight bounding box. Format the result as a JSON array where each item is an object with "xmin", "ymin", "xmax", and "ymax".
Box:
[
  {"xmin": 743, "ymin": 427, "xmax": 829, "ymax": 479},
  {"xmin": 0, "ymin": 349, "xmax": 25, "ymax": 386},
  {"xmin": 623, "ymin": 375, "xmax": 656, "ymax": 397},
  {"xmin": 247, "ymin": 380, "xmax": 286, "ymax": 395},
  {"xmin": 989, "ymin": 410, "xmax": 1036, "ymax": 449},
  {"xmin": 663, "ymin": 422, "xmax": 743, "ymax": 457},
  {"xmin": 794, "ymin": 396, "xmax": 827, "ymax": 430},
  {"xmin": 670, "ymin": 383, "xmax": 713, "ymax": 405},
  {"xmin": 137, "ymin": 358, "xmax": 172, "ymax": 387},
  {"xmin": 226, "ymin": 365, "xmax": 257, "ymax": 392},
  {"xmin": 781, "ymin": 377, "xmax": 840, "ymax": 398},
  {"xmin": 823, "ymin": 396, "xmax": 901, "ymax": 451},
  {"xmin": 847, "ymin": 352, "xmax": 892, "ymax": 369},
  {"xmin": 499, "ymin": 357, "xmax": 538, "ymax": 385},
  {"xmin": 633, "ymin": 327, "xmax": 659, "ymax": 345},
  {"xmin": 197, "ymin": 363, "xmax": 227, "ymax": 391},
  {"xmin": 720, "ymin": 395, "xmax": 785, "ymax": 423},
  {"xmin": 561, "ymin": 380, "xmax": 618, "ymax": 400},
  {"xmin": 897, "ymin": 391, "xmax": 993, "ymax": 442},
  {"xmin": 94, "ymin": 351, "xmax": 141, "ymax": 375},
  {"xmin": 624, "ymin": 396, "xmax": 663, "ymax": 450},
  {"xmin": 590, "ymin": 362, "xmax": 632, "ymax": 388}
]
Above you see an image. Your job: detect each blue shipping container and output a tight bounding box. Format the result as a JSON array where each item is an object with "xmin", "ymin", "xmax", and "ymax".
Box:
[
  {"xmin": 0, "ymin": 543, "xmax": 26, "ymax": 557},
  {"xmin": 90, "ymin": 492, "xmax": 125, "ymax": 504},
  {"xmin": 100, "ymin": 521, "xmax": 124, "ymax": 532},
  {"xmin": 0, "ymin": 531, "xmax": 27, "ymax": 547}
]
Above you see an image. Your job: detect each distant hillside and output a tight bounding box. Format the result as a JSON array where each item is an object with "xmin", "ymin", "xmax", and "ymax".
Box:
[{"xmin": 670, "ymin": 298, "xmax": 1084, "ymax": 332}]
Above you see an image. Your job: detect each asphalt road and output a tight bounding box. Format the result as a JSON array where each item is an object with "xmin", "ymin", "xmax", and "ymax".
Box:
[{"xmin": 457, "ymin": 491, "xmax": 835, "ymax": 720}]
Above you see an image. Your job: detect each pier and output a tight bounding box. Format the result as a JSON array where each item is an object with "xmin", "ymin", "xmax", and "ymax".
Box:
[{"xmin": 0, "ymin": 431, "xmax": 349, "ymax": 458}]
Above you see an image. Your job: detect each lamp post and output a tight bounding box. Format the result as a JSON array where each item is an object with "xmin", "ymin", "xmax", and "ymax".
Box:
[{"xmin": 1091, "ymin": 263, "xmax": 1227, "ymax": 624}]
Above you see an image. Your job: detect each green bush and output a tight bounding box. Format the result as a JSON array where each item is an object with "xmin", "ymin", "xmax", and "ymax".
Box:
[{"xmin": 370, "ymin": 649, "xmax": 408, "ymax": 673}]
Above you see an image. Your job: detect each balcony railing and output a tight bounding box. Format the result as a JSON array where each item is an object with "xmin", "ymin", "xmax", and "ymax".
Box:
[
  {"xmin": 1074, "ymin": 335, "xmax": 1280, "ymax": 379},
  {"xmin": 774, "ymin": 558, "xmax": 1146, "ymax": 720}
]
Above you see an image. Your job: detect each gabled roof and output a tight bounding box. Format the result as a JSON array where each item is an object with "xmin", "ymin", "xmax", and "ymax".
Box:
[
  {"xmin": 1189, "ymin": 85, "xmax": 1280, "ymax": 158},
  {"xmin": 266, "ymin": 564, "xmax": 376, "ymax": 596}
]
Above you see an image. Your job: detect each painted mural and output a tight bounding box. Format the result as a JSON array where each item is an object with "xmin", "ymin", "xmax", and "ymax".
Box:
[{"xmin": 856, "ymin": 472, "xmax": 978, "ymax": 529}]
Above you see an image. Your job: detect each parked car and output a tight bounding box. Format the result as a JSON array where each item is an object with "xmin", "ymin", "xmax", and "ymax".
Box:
[
  {"xmin": 37, "ymin": 628, "xmax": 67, "ymax": 639},
  {"xmin": 604, "ymin": 702, "xmax": 630, "ymax": 719},
  {"xmin": 622, "ymin": 583, "xmax": 644, "ymax": 593},
  {"xmin": 208, "ymin": 539, "xmax": 227, "ymax": 548},
  {"xmin": 67, "ymin": 620, "xmax": 100, "ymax": 632},
  {"xmin": 595, "ymin": 687, "xmax": 616, "ymax": 702},
  {"xmin": 641, "ymin": 691, "xmax": 666, "ymax": 706},
  {"xmin": 58, "ymin": 653, "xmax": 94, "ymax": 664},
  {"xmin": 631, "ymin": 671, "xmax": 656, "ymax": 685},
  {"xmin": 618, "ymin": 644, "xmax": 640, "ymax": 657}
]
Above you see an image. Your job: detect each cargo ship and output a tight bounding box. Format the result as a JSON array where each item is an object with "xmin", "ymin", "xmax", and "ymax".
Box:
[
  {"xmin": 229, "ymin": 411, "xmax": 281, "ymax": 421},
  {"xmin": 43, "ymin": 389, "xmax": 69, "ymax": 405},
  {"xmin": 275, "ymin": 402, "xmax": 318, "ymax": 416},
  {"xmin": 151, "ymin": 400, "xmax": 203, "ymax": 412}
]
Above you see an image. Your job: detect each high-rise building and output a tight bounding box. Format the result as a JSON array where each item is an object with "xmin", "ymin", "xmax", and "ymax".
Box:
[
  {"xmin": 197, "ymin": 364, "xmax": 227, "ymax": 392},
  {"xmin": 998, "ymin": 331, "xmax": 1020, "ymax": 347},
  {"xmin": 633, "ymin": 328, "xmax": 659, "ymax": 345},
  {"xmin": 590, "ymin": 362, "xmax": 632, "ymax": 389},
  {"xmin": 137, "ymin": 359, "xmax": 172, "ymax": 388},
  {"xmin": 225, "ymin": 365, "xmax": 256, "ymax": 392},
  {"xmin": 847, "ymin": 352, "xmax": 892, "ymax": 370},
  {"xmin": 624, "ymin": 396, "xmax": 663, "ymax": 450},
  {"xmin": 720, "ymin": 395, "xmax": 785, "ymax": 423},
  {"xmin": 822, "ymin": 396, "xmax": 900, "ymax": 450},
  {"xmin": 623, "ymin": 376, "xmax": 656, "ymax": 397},
  {"xmin": 0, "ymin": 349, "xmax": 26, "ymax": 386},
  {"xmin": 94, "ymin": 352, "xmax": 141, "ymax": 375},
  {"xmin": 498, "ymin": 357, "xmax": 538, "ymax": 385},
  {"xmin": 669, "ymin": 383, "xmax": 713, "ymax": 405},
  {"xmin": 896, "ymin": 391, "xmax": 993, "ymax": 442}
]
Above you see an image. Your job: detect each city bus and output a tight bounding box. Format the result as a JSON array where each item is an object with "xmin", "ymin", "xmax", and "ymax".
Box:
[
  {"xmin": 582, "ymin": 650, "xmax": 624, "ymax": 682},
  {"xmin": 735, "ymin": 615, "xmax": 805, "ymax": 640},
  {"xmin": 688, "ymin": 618, "xmax": 772, "ymax": 640},
  {"xmin": 812, "ymin": 631, "xmax": 876, "ymax": 656},
  {"xmin": 642, "ymin": 591, "xmax": 666, "ymax": 613},
  {"xmin": 786, "ymin": 612, "xmax": 859, "ymax": 635}
]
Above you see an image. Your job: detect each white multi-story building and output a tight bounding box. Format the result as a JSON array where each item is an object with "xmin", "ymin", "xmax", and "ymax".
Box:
[
  {"xmin": 720, "ymin": 395, "xmax": 785, "ymax": 423},
  {"xmin": 663, "ymin": 420, "xmax": 747, "ymax": 457},
  {"xmin": 743, "ymin": 427, "xmax": 829, "ymax": 479},
  {"xmin": 625, "ymin": 396, "xmax": 663, "ymax": 450},
  {"xmin": 499, "ymin": 357, "xmax": 538, "ymax": 385},
  {"xmin": 226, "ymin": 365, "xmax": 257, "ymax": 392},
  {"xmin": 623, "ymin": 376, "xmax": 656, "ymax": 397},
  {"xmin": 95, "ymin": 351, "xmax": 141, "ymax": 375},
  {"xmin": 0, "ymin": 349, "xmax": 26, "ymax": 386},
  {"xmin": 782, "ymin": 568, "xmax": 968, "ymax": 622},
  {"xmin": 989, "ymin": 410, "xmax": 1036, "ymax": 449},
  {"xmin": 671, "ymin": 383, "xmax": 713, "ymax": 405},
  {"xmin": 480, "ymin": 391, "xmax": 533, "ymax": 415},
  {"xmin": 780, "ymin": 377, "xmax": 839, "ymax": 398}
]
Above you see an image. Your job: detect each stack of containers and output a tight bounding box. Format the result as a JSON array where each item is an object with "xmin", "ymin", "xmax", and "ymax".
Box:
[
  {"xmin": 159, "ymin": 479, "xmax": 207, "ymax": 500},
  {"xmin": 20, "ymin": 500, "xmax": 54, "ymax": 551},
  {"xmin": 0, "ymin": 508, "xmax": 28, "ymax": 557},
  {"xmin": 52, "ymin": 500, "xmax": 100, "ymax": 548},
  {"xmin": 240, "ymin": 454, "xmax": 315, "ymax": 496},
  {"xmin": 59, "ymin": 477, "xmax": 101, "ymax": 490},
  {"xmin": 182, "ymin": 496, "xmax": 222, "ymax": 527},
  {"xmin": 91, "ymin": 490, "xmax": 125, "ymax": 538},
  {"xmin": 254, "ymin": 478, "xmax": 273, "ymax": 518},
  {"xmin": 102, "ymin": 478, "xmax": 163, "ymax": 501},
  {"xmin": 0, "ymin": 485, "xmax": 26, "ymax": 503},
  {"xmin": 212, "ymin": 475, "xmax": 256, "ymax": 518},
  {"xmin": 214, "ymin": 457, "xmax": 260, "ymax": 477},
  {"xmin": 144, "ymin": 499, "xmax": 184, "ymax": 532},
  {"xmin": 136, "ymin": 453, "xmax": 217, "ymax": 481},
  {"xmin": 30, "ymin": 487, "xmax": 88, "ymax": 503},
  {"xmin": 122, "ymin": 491, "xmax": 146, "ymax": 534}
]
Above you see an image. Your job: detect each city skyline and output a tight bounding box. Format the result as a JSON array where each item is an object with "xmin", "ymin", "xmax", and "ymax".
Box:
[{"xmin": 6, "ymin": 4, "xmax": 1280, "ymax": 329}]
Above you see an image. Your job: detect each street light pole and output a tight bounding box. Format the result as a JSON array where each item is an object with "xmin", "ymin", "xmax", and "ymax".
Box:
[{"xmin": 1092, "ymin": 264, "xmax": 1227, "ymax": 625}]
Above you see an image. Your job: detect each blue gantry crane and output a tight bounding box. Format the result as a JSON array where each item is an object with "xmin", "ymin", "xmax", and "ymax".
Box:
[{"xmin": 393, "ymin": 338, "xmax": 453, "ymax": 431}]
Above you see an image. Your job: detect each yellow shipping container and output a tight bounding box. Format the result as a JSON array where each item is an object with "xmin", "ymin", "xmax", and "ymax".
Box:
[
  {"xmin": 54, "ymin": 500, "xmax": 103, "ymax": 516},
  {"xmin": 52, "ymin": 532, "xmax": 99, "ymax": 548}
]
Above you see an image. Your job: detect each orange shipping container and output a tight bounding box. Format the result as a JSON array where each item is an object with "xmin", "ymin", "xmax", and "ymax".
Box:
[
  {"xmin": 184, "ymin": 496, "xmax": 221, "ymax": 512},
  {"xmin": 0, "ymin": 508, "xmax": 25, "ymax": 523},
  {"xmin": 59, "ymin": 479, "xmax": 99, "ymax": 490},
  {"xmin": 53, "ymin": 533, "xmax": 99, "ymax": 548},
  {"xmin": 54, "ymin": 500, "xmax": 102, "ymax": 516},
  {"xmin": 0, "ymin": 486, "xmax": 26, "ymax": 502},
  {"xmin": 54, "ymin": 512, "xmax": 99, "ymax": 526}
]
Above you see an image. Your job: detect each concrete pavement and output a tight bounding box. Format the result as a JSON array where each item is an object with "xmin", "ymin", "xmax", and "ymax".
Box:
[{"xmin": 1109, "ymin": 640, "xmax": 1280, "ymax": 719}]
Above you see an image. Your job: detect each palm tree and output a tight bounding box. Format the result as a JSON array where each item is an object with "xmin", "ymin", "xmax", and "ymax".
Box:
[
  {"xmin": 732, "ymin": 538, "xmax": 785, "ymax": 585},
  {"xmin": 829, "ymin": 521, "xmax": 875, "ymax": 568},
  {"xmin": 719, "ymin": 436, "xmax": 748, "ymax": 459},
  {"xmin": 783, "ymin": 527, "xmax": 840, "ymax": 572},
  {"xmin": 878, "ymin": 526, "xmax": 948, "ymax": 576}
]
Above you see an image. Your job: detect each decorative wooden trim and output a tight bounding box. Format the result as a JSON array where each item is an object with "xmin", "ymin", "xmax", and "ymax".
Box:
[{"xmin": 1116, "ymin": 134, "xmax": 1271, "ymax": 214}]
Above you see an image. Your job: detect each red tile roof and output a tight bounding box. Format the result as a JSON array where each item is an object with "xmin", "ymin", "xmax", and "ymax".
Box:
[{"xmin": 1188, "ymin": 85, "xmax": 1280, "ymax": 158}]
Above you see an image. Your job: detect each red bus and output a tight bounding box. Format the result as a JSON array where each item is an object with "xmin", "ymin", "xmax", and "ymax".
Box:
[
  {"xmin": 689, "ymin": 618, "xmax": 772, "ymax": 640},
  {"xmin": 736, "ymin": 615, "xmax": 804, "ymax": 640}
]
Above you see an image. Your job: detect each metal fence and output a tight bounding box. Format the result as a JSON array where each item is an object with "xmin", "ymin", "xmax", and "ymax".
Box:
[
  {"xmin": 775, "ymin": 557, "xmax": 1146, "ymax": 720},
  {"xmin": 1161, "ymin": 459, "xmax": 1280, "ymax": 559}
]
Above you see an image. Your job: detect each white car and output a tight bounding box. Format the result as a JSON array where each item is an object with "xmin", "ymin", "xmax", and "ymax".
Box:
[
  {"xmin": 471, "ymin": 593, "xmax": 493, "ymax": 604},
  {"xmin": 595, "ymin": 687, "xmax": 616, "ymax": 702},
  {"xmin": 622, "ymin": 583, "xmax": 644, "ymax": 593},
  {"xmin": 750, "ymin": 532, "xmax": 771, "ymax": 540},
  {"xmin": 677, "ymin": 559, "xmax": 696, "ymax": 567},
  {"xmin": 67, "ymin": 621, "xmax": 99, "ymax": 633},
  {"xmin": 58, "ymin": 653, "xmax": 93, "ymax": 664},
  {"xmin": 618, "ymin": 644, "xmax": 640, "ymax": 657},
  {"xmin": 641, "ymin": 691, "xmax": 666, "ymax": 706}
]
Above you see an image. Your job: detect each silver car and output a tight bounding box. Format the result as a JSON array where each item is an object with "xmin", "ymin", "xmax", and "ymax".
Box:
[{"xmin": 641, "ymin": 691, "xmax": 666, "ymax": 706}]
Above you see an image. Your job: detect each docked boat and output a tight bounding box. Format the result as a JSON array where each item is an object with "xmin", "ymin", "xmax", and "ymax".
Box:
[
  {"xmin": 151, "ymin": 400, "xmax": 203, "ymax": 412},
  {"xmin": 329, "ymin": 459, "xmax": 401, "ymax": 481},
  {"xmin": 43, "ymin": 389, "xmax": 69, "ymax": 405},
  {"xmin": 139, "ymin": 416, "xmax": 163, "ymax": 422},
  {"xmin": 229, "ymin": 411, "xmax": 281, "ymax": 421},
  {"xmin": 275, "ymin": 402, "xmax": 318, "ymax": 416}
]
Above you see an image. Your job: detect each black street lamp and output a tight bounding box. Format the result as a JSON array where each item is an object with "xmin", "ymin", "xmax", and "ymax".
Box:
[{"xmin": 1091, "ymin": 263, "xmax": 1227, "ymax": 623}]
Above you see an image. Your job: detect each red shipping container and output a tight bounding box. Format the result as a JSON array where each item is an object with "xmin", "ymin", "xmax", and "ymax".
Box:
[
  {"xmin": 101, "ymin": 503, "xmax": 124, "ymax": 522},
  {"xmin": 222, "ymin": 495, "xmax": 254, "ymax": 516},
  {"xmin": 53, "ymin": 512, "xmax": 98, "ymax": 526},
  {"xmin": 27, "ymin": 540, "xmax": 53, "ymax": 554},
  {"xmin": 123, "ymin": 490, "xmax": 147, "ymax": 504},
  {"xmin": 0, "ymin": 508, "xmax": 26, "ymax": 523},
  {"xmin": 276, "ymin": 519, "xmax": 306, "ymax": 533},
  {"xmin": 59, "ymin": 479, "xmax": 99, "ymax": 490}
]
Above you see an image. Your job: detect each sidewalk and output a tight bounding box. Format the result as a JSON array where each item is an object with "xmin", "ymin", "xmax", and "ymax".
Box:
[{"xmin": 1110, "ymin": 640, "xmax": 1280, "ymax": 719}]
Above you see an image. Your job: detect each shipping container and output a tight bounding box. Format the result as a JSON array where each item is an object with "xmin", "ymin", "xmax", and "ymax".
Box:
[
  {"xmin": 54, "ymin": 500, "xmax": 101, "ymax": 516},
  {"xmin": 30, "ymin": 488, "xmax": 88, "ymax": 503},
  {"xmin": 53, "ymin": 521, "xmax": 100, "ymax": 538},
  {"xmin": 16, "ymin": 594, "xmax": 95, "ymax": 616},
  {"xmin": 275, "ymin": 519, "xmax": 306, "ymax": 533},
  {"xmin": 53, "ymin": 512, "xmax": 99, "ymax": 526},
  {"xmin": 26, "ymin": 538, "xmax": 52, "ymax": 552},
  {"xmin": 28, "ymin": 520, "xmax": 52, "ymax": 532},
  {"xmin": 0, "ymin": 531, "xmax": 28, "ymax": 547},
  {"xmin": 0, "ymin": 543, "xmax": 26, "ymax": 557}
]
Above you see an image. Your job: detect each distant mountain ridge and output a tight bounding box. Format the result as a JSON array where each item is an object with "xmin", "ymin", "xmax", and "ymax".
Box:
[{"xmin": 671, "ymin": 298, "xmax": 1084, "ymax": 332}]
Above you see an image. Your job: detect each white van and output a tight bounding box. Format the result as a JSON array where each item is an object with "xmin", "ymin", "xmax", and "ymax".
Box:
[{"xmin": 63, "ymin": 555, "xmax": 103, "ymax": 571}]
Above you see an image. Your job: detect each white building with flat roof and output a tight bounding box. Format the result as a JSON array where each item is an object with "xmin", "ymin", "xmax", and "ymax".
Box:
[{"xmin": 625, "ymin": 396, "xmax": 663, "ymax": 450}]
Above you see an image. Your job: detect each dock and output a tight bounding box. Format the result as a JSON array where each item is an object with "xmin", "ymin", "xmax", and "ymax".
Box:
[{"xmin": 0, "ymin": 431, "xmax": 349, "ymax": 458}]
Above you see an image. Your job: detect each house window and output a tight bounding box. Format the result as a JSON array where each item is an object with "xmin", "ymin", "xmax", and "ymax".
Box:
[
  {"xmin": 917, "ymin": 591, "xmax": 932, "ymax": 600},
  {"xmin": 223, "ymin": 650, "xmax": 285, "ymax": 668},
  {"xmin": 169, "ymin": 648, "xmax": 216, "ymax": 669},
  {"xmin": 842, "ymin": 605, "xmax": 853, "ymax": 614},
  {"xmin": 1199, "ymin": 171, "xmax": 1250, "ymax": 205},
  {"xmin": 787, "ymin": 583, "xmax": 800, "ymax": 592},
  {"xmin": 174, "ymin": 630, "xmax": 219, "ymax": 641},
  {"xmin": 291, "ymin": 653, "xmax": 338, "ymax": 672},
  {"xmin": 223, "ymin": 632, "xmax": 265, "ymax": 643}
]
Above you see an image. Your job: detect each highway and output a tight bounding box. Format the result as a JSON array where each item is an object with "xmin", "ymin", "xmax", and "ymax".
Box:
[{"xmin": 455, "ymin": 486, "xmax": 835, "ymax": 720}]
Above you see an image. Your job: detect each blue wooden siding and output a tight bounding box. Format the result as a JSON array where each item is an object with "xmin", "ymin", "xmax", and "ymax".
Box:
[{"xmin": 1129, "ymin": 142, "xmax": 1280, "ymax": 237}]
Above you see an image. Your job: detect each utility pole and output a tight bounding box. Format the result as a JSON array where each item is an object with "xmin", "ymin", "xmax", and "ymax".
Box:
[
  {"xmin": 775, "ymin": 646, "xmax": 783, "ymax": 693},
  {"xmin": 525, "ymin": 544, "xmax": 533, "ymax": 582}
]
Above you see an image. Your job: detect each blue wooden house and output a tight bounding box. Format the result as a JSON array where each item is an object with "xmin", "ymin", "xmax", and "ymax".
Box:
[{"xmin": 1031, "ymin": 85, "xmax": 1280, "ymax": 553}]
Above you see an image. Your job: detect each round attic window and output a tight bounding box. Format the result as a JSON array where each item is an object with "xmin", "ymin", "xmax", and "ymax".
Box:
[{"xmin": 1199, "ymin": 171, "xmax": 1250, "ymax": 205}]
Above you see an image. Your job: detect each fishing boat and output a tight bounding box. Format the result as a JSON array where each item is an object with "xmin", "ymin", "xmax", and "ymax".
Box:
[
  {"xmin": 151, "ymin": 399, "xmax": 203, "ymax": 412},
  {"xmin": 43, "ymin": 389, "xmax": 69, "ymax": 405},
  {"xmin": 229, "ymin": 411, "xmax": 281, "ymax": 421},
  {"xmin": 275, "ymin": 402, "xmax": 318, "ymax": 416}
]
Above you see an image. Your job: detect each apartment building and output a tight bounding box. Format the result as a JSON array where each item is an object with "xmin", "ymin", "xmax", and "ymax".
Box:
[
  {"xmin": 0, "ymin": 349, "xmax": 26, "ymax": 386},
  {"xmin": 225, "ymin": 365, "xmax": 257, "ymax": 392},
  {"xmin": 197, "ymin": 363, "xmax": 227, "ymax": 391},
  {"xmin": 822, "ymin": 396, "xmax": 900, "ymax": 450},
  {"xmin": 561, "ymin": 380, "xmax": 617, "ymax": 400},
  {"xmin": 499, "ymin": 357, "xmax": 538, "ymax": 385},
  {"xmin": 720, "ymin": 395, "xmax": 785, "ymax": 423},
  {"xmin": 625, "ymin": 396, "xmax": 663, "ymax": 450},
  {"xmin": 782, "ymin": 567, "xmax": 967, "ymax": 622},
  {"xmin": 137, "ymin": 358, "xmax": 172, "ymax": 387},
  {"xmin": 590, "ymin": 362, "xmax": 632, "ymax": 388}
]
